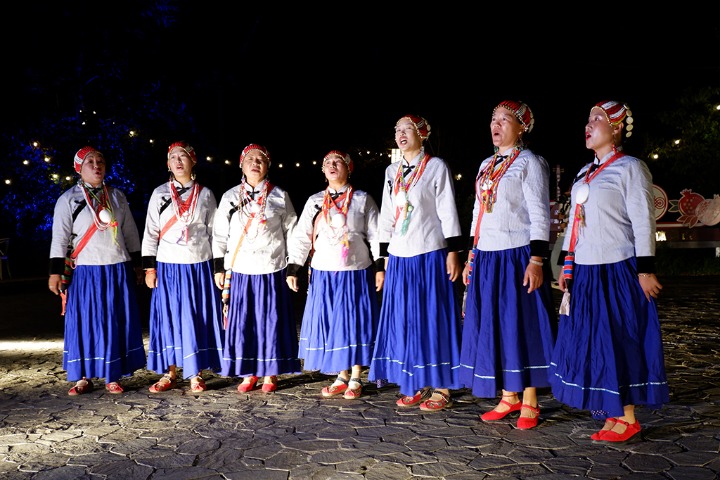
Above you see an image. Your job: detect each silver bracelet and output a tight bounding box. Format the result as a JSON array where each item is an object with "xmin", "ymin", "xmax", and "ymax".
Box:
[
  {"xmin": 638, "ymin": 273, "xmax": 653, "ymax": 277},
  {"xmin": 529, "ymin": 259, "xmax": 543, "ymax": 266}
]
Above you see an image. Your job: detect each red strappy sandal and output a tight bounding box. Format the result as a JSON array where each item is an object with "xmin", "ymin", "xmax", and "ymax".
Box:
[
  {"xmin": 419, "ymin": 390, "xmax": 453, "ymax": 412},
  {"xmin": 322, "ymin": 376, "xmax": 349, "ymax": 397},
  {"xmin": 149, "ymin": 374, "xmax": 177, "ymax": 393},
  {"xmin": 190, "ymin": 376, "xmax": 206, "ymax": 393}
]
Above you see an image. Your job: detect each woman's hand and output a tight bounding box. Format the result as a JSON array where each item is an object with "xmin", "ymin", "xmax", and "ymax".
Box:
[
  {"xmin": 214, "ymin": 272, "xmax": 225, "ymax": 290},
  {"xmin": 523, "ymin": 262, "xmax": 543, "ymax": 293},
  {"xmin": 558, "ymin": 274, "xmax": 568, "ymax": 292},
  {"xmin": 48, "ymin": 274, "xmax": 62, "ymax": 295},
  {"xmin": 375, "ymin": 271, "xmax": 385, "ymax": 291},
  {"xmin": 446, "ymin": 251, "xmax": 462, "ymax": 283},
  {"xmin": 286, "ymin": 275, "xmax": 299, "ymax": 292},
  {"xmin": 638, "ymin": 273, "xmax": 662, "ymax": 300},
  {"xmin": 145, "ymin": 269, "xmax": 157, "ymax": 289}
]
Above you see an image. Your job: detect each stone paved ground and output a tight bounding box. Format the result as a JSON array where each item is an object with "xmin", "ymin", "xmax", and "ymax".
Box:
[{"xmin": 0, "ymin": 277, "xmax": 718, "ymax": 479}]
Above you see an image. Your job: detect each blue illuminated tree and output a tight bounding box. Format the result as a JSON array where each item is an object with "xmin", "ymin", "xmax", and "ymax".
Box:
[{"xmin": 0, "ymin": 78, "xmax": 199, "ymax": 275}]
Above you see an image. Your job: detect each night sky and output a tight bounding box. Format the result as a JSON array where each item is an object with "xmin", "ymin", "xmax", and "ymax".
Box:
[{"xmin": 4, "ymin": 3, "xmax": 719, "ymax": 198}]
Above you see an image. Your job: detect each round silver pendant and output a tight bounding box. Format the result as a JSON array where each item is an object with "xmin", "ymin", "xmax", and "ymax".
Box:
[
  {"xmin": 98, "ymin": 208, "xmax": 112, "ymax": 223},
  {"xmin": 331, "ymin": 214, "xmax": 346, "ymax": 228},
  {"xmin": 576, "ymin": 183, "xmax": 590, "ymax": 205},
  {"xmin": 395, "ymin": 191, "xmax": 406, "ymax": 205}
]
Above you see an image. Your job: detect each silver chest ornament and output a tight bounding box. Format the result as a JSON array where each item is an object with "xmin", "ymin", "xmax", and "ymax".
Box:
[
  {"xmin": 331, "ymin": 214, "xmax": 346, "ymax": 228},
  {"xmin": 98, "ymin": 208, "xmax": 112, "ymax": 224},
  {"xmin": 576, "ymin": 183, "xmax": 590, "ymax": 205}
]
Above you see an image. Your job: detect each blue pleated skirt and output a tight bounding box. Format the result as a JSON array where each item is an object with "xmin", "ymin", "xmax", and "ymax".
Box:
[
  {"xmin": 147, "ymin": 260, "xmax": 225, "ymax": 379},
  {"xmin": 62, "ymin": 262, "xmax": 146, "ymax": 382},
  {"xmin": 299, "ymin": 267, "xmax": 379, "ymax": 374},
  {"xmin": 368, "ymin": 249, "xmax": 463, "ymax": 396},
  {"xmin": 220, "ymin": 268, "xmax": 301, "ymax": 377},
  {"xmin": 459, "ymin": 246, "xmax": 556, "ymax": 397},
  {"xmin": 548, "ymin": 259, "xmax": 670, "ymax": 418}
]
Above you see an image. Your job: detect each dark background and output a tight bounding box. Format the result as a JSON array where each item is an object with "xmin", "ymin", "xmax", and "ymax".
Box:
[{"xmin": 4, "ymin": 4, "xmax": 718, "ymax": 169}]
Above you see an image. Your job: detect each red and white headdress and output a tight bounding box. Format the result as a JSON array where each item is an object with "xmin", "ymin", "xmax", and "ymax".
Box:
[
  {"xmin": 240, "ymin": 144, "xmax": 271, "ymax": 167},
  {"xmin": 74, "ymin": 146, "xmax": 102, "ymax": 173},
  {"xmin": 167, "ymin": 141, "xmax": 198, "ymax": 163},
  {"xmin": 322, "ymin": 150, "xmax": 354, "ymax": 174},
  {"xmin": 396, "ymin": 114, "xmax": 431, "ymax": 140},
  {"xmin": 593, "ymin": 100, "xmax": 634, "ymax": 138},
  {"xmin": 494, "ymin": 100, "xmax": 535, "ymax": 133}
]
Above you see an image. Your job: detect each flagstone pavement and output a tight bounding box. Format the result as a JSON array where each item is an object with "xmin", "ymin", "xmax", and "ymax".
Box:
[{"xmin": 0, "ymin": 276, "xmax": 718, "ymax": 479}]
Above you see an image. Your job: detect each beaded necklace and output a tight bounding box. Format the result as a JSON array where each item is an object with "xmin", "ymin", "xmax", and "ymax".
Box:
[
  {"xmin": 169, "ymin": 180, "xmax": 200, "ymax": 244},
  {"xmin": 238, "ymin": 179, "xmax": 270, "ymax": 242},
  {"xmin": 573, "ymin": 149, "xmax": 625, "ymax": 229},
  {"xmin": 562, "ymin": 149, "xmax": 626, "ymax": 286},
  {"xmin": 322, "ymin": 185, "xmax": 353, "ymax": 262},
  {"xmin": 80, "ymin": 182, "xmax": 117, "ymax": 233},
  {"xmin": 476, "ymin": 147, "xmax": 521, "ymax": 214},
  {"xmin": 392, "ymin": 151, "xmax": 430, "ymax": 235}
]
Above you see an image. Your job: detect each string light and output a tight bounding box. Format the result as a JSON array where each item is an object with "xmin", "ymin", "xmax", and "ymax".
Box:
[{"xmin": 3, "ymin": 97, "xmax": 716, "ymax": 248}]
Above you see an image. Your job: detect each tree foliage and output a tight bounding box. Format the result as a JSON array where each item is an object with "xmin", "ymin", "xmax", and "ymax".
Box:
[{"xmin": 641, "ymin": 86, "xmax": 720, "ymax": 197}]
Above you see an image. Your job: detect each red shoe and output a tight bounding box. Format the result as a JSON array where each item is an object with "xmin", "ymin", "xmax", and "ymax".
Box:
[
  {"xmin": 480, "ymin": 399, "xmax": 522, "ymax": 421},
  {"xmin": 343, "ymin": 378, "xmax": 363, "ymax": 400},
  {"xmin": 419, "ymin": 390, "xmax": 453, "ymax": 412},
  {"xmin": 516, "ymin": 404, "xmax": 540, "ymax": 430},
  {"xmin": 190, "ymin": 376, "xmax": 206, "ymax": 393},
  {"xmin": 68, "ymin": 377, "xmax": 93, "ymax": 396},
  {"xmin": 590, "ymin": 418, "xmax": 618, "ymax": 441},
  {"xmin": 149, "ymin": 374, "xmax": 177, "ymax": 393},
  {"xmin": 237, "ymin": 376, "xmax": 259, "ymax": 393},
  {"xmin": 396, "ymin": 391, "xmax": 424, "ymax": 407},
  {"xmin": 261, "ymin": 376, "xmax": 277, "ymax": 393},
  {"xmin": 321, "ymin": 376, "xmax": 349, "ymax": 397},
  {"xmin": 105, "ymin": 382, "xmax": 124, "ymax": 394},
  {"xmin": 601, "ymin": 419, "xmax": 641, "ymax": 443}
]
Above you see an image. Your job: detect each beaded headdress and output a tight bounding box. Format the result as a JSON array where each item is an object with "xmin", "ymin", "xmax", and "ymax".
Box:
[
  {"xmin": 592, "ymin": 100, "xmax": 634, "ymax": 138},
  {"xmin": 240, "ymin": 143, "xmax": 271, "ymax": 167},
  {"xmin": 167, "ymin": 141, "xmax": 198, "ymax": 164},
  {"xmin": 396, "ymin": 114, "xmax": 431, "ymax": 140},
  {"xmin": 493, "ymin": 100, "xmax": 535, "ymax": 133},
  {"xmin": 322, "ymin": 150, "xmax": 354, "ymax": 174},
  {"xmin": 74, "ymin": 146, "xmax": 102, "ymax": 173}
]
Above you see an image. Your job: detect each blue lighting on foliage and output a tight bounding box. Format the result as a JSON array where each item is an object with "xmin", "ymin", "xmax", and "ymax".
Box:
[{"xmin": 0, "ymin": 113, "xmax": 141, "ymax": 247}]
